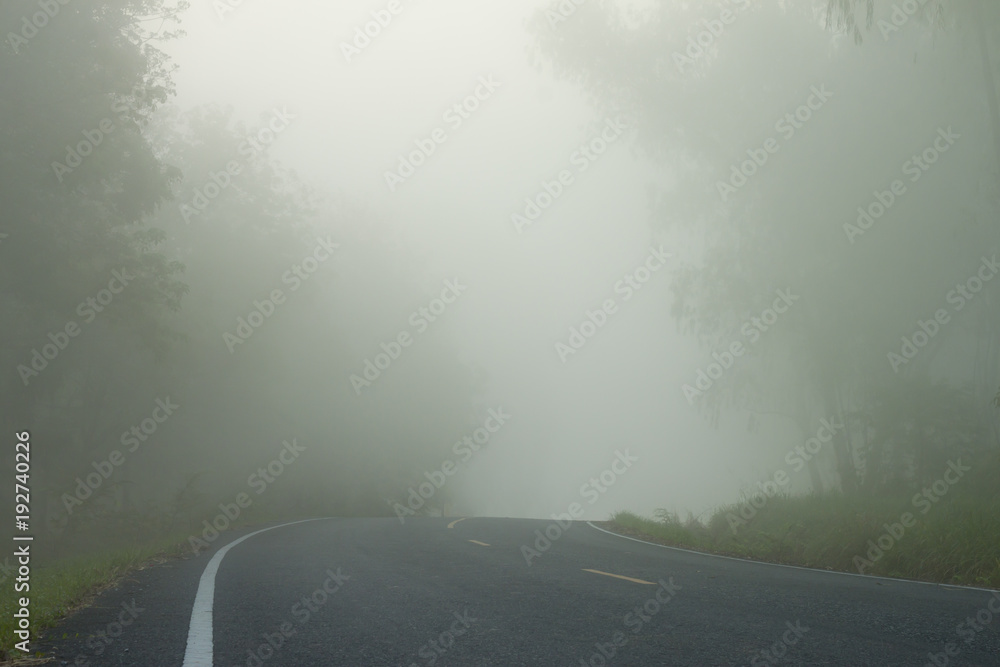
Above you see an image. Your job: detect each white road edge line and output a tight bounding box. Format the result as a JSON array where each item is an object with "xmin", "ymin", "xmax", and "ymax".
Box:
[
  {"xmin": 182, "ymin": 518, "xmax": 331, "ymax": 667},
  {"xmin": 585, "ymin": 521, "xmax": 1000, "ymax": 594}
]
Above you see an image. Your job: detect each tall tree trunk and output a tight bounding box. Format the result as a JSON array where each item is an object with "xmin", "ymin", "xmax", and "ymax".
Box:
[
  {"xmin": 823, "ymin": 379, "xmax": 858, "ymax": 494},
  {"xmin": 794, "ymin": 388, "xmax": 826, "ymax": 493}
]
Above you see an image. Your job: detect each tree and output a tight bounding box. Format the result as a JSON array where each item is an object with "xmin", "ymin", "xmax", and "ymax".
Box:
[
  {"xmin": 1, "ymin": 1, "xmax": 190, "ymax": 515},
  {"xmin": 826, "ymin": 0, "xmax": 1000, "ymax": 446},
  {"xmin": 529, "ymin": 0, "xmax": 1000, "ymax": 493}
]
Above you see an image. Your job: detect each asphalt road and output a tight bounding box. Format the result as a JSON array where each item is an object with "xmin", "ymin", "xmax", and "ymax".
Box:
[{"xmin": 38, "ymin": 517, "xmax": 1000, "ymax": 666}]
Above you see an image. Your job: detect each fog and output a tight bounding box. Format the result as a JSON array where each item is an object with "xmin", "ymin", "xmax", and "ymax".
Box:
[
  {"xmin": 3, "ymin": 0, "xmax": 998, "ymax": 558},
  {"xmin": 162, "ymin": 0, "xmax": 773, "ymax": 521}
]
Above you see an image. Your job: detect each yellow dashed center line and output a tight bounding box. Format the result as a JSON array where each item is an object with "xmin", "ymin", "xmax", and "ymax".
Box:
[
  {"xmin": 582, "ymin": 569, "xmax": 655, "ymax": 585},
  {"xmin": 447, "ymin": 517, "xmax": 467, "ymax": 529},
  {"xmin": 468, "ymin": 540, "xmax": 490, "ymax": 547}
]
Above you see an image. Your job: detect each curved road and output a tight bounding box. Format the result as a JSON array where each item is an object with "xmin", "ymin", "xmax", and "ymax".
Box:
[{"xmin": 39, "ymin": 517, "xmax": 1000, "ymax": 666}]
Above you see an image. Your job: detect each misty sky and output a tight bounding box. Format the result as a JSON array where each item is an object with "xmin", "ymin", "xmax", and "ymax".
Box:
[{"xmin": 153, "ymin": 0, "xmax": 791, "ymax": 520}]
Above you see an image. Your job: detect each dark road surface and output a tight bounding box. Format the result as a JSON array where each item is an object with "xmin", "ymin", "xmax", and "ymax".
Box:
[{"xmin": 38, "ymin": 517, "xmax": 1000, "ymax": 666}]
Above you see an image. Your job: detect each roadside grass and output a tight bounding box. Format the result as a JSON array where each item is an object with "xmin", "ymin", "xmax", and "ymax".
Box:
[
  {"xmin": 607, "ymin": 468, "xmax": 1000, "ymax": 589},
  {"xmin": 5, "ymin": 466, "xmax": 997, "ymax": 662},
  {"xmin": 0, "ymin": 533, "xmax": 192, "ymax": 664},
  {"xmin": 0, "ymin": 505, "xmax": 343, "ymax": 663}
]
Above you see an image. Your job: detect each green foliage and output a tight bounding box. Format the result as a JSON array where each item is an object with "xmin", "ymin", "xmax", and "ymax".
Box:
[
  {"xmin": 610, "ymin": 452, "xmax": 1000, "ymax": 588},
  {"xmin": 531, "ymin": 0, "xmax": 1000, "ymax": 493},
  {"xmin": 0, "ymin": 535, "xmax": 190, "ymax": 661},
  {"xmin": 1, "ymin": 0, "xmax": 482, "ymax": 628}
]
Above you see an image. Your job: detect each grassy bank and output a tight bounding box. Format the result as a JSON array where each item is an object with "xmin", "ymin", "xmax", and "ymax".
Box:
[
  {"xmin": 606, "ymin": 484, "xmax": 1000, "ymax": 589},
  {"xmin": 0, "ymin": 507, "xmax": 339, "ymax": 663},
  {"xmin": 0, "ymin": 534, "xmax": 193, "ymax": 664},
  {"xmin": 5, "ymin": 478, "xmax": 998, "ymax": 662}
]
